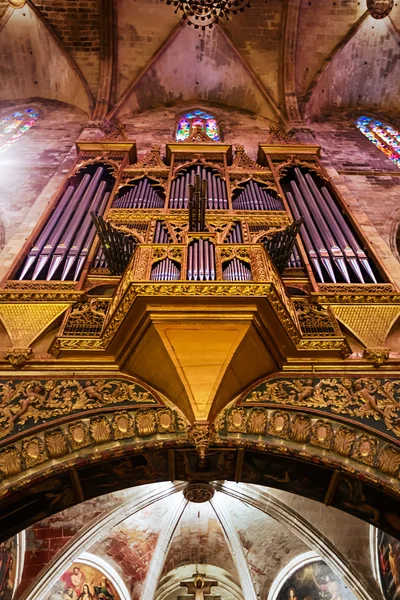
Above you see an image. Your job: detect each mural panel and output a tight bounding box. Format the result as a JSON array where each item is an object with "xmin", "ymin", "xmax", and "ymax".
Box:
[
  {"xmin": 378, "ymin": 530, "xmax": 400, "ymax": 600},
  {"xmin": 0, "ymin": 536, "xmax": 17, "ymax": 600},
  {"xmin": 46, "ymin": 561, "xmax": 121, "ymax": 600},
  {"xmin": 276, "ymin": 560, "xmax": 356, "ymax": 600}
]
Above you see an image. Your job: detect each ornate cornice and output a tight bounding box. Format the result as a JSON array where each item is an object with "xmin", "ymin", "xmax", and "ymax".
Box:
[
  {"xmin": 236, "ymin": 376, "xmax": 400, "ymax": 442},
  {"xmin": 0, "ymin": 377, "xmax": 164, "ymax": 446}
]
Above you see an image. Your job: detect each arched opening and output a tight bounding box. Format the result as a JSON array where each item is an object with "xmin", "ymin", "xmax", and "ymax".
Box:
[
  {"xmin": 356, "ymin": 116, "xmax": 400, "ymax": 169},
  {"xmin": 175, "ymin": 109, "xmax": 220, "ymax": 142}
]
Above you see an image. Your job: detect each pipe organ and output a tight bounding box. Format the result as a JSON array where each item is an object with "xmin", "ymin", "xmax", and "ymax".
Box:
[
  {"xmin": 232, "ymin": 179, "xmax": 283, "ymax": 211},
  {"xmin": 17, "ymin": 164, "xmax": 114, "ymax": 281},
  {"xmin": 113, "ymin": 178, "xmax": 165, "ymax": 209},
  {"xmin": 169, "ymin": 164, "xmax": 228, "ymax": 209},
  {"xmin": 11, "ymin": 141, "xmax": 386, "ymax": 297},
  {"xmin": 282, "ymin": 167, "xmax": 379, "ymax": 284}
]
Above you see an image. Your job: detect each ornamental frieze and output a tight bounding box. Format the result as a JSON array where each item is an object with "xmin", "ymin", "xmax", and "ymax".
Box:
[
  {"xmin": 0, "ymin": 407, "xmax": 186, "ymax": 481},
  {"xmin": 0, "ymin": 378, "xmax": 163, "ymax": 443},
  {"xmin": 216, "ymin": 406, "xmax": 400, "ymax": 479},
  {"xmin": 237, "ymin": 377, "xmax": 400, "ymax": 440}
]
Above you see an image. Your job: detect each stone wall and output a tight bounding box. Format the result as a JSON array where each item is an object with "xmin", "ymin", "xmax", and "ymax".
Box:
[
  {"xmin": 0, "ymin": 99, "xmax": 85, "ymax": 282},
  {"xmin": 120, "ymin": 104, "xmax": 273, "ymax": 158}
]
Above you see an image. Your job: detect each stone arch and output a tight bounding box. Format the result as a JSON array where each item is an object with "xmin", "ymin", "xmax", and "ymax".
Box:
[{"xmin": 0, "ymin": 375, "xmax": 399, "ymax": 542}]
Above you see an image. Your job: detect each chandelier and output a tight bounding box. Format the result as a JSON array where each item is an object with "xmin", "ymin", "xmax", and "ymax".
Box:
[{"xmin": 165, "ymin": 0, "xmax": 251, "ymax": 29}]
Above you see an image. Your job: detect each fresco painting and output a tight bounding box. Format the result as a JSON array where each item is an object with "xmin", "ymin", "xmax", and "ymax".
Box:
[
  {"xmin": 46, "ymin": 562, "xmax": 121, "ymax": 600},
  {"xmin": 0, "ymin": 536, "xmax": 17, "ymax": 600},
  {"xmin": 276, "ymin": 560, "xmax": 356, "ymax": 600},
  {"xmin": 378, "ymin": 530, "xmax": 400, "ymax": 600}
]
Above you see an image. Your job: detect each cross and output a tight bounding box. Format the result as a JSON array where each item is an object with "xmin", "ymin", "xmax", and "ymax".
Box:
[{"xmin": 179, "ymin": 574, "xmax": 218, "ymax": 600}]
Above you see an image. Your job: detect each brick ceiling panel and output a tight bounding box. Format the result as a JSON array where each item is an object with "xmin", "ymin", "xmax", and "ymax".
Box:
[
  {"xmin": 304, "ymin": 16, "xmax": 400, "ymax": 118},
  {"xmin": 117, "ymin": 23, "xmax": 279, "ymax": 119},
  {"xmin": 295, "ymin": 0, "xmax": 365, "ymax": 105},
  {"xmin": 0, "ymin": 5, "xmax": 92, "ymax": 113},
  {"xmin": 116, "ymin": 0, "xmax": 181, "ymax": 99},
  {"xmin": 222, "ymin": 0, "xmax": 283, "ymax": 105},
  {"xmin": 32, "ymin": 0, "xmax": 101, "ymax": 94}
]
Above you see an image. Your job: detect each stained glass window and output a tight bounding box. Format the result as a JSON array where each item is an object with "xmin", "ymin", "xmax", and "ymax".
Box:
[
  {"xmin": 176, "ymin": 109, "xmax": 220, "ymax": 142},
  {"xmin": 356, "ymin": 116, "xmax": 400, "ymax": 168},
  {"xmin": 0, "ymin": 108, "xmax": 39, "ymax": 154}
]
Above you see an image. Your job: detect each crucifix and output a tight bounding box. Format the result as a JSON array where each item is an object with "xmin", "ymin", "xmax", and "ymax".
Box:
[{"xmin": 179, "ymin": 574, "xmax": 219, "ymax": 600}]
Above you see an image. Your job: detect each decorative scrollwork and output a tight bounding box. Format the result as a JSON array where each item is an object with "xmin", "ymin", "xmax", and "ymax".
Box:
[
  {"xmin": 0, "ymin": 378, "xmax": 161, "ymax": 442},
  {"xmin": 62, "ymin": 299, "xmax": 110, "ymax": 338},
  {"xmin": 242, "ymin": 376, "xmax": 400, "ymax": 439},
  {"xmin": 4, "ymin": 348, "xmax": 32, "ymax": 369},
  {"xmin": 294, "ymin": 300, "xmax": 342, "ymax": 337}
]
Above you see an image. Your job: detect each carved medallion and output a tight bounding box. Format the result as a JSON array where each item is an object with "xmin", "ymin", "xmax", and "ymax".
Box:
[
  {"xmin": 183, "ymin": 482, "xmax": 215, "ymax": 503},
  {"xmin": 367, "ymin": 0, "xmax": 393, "ymax": 18}
]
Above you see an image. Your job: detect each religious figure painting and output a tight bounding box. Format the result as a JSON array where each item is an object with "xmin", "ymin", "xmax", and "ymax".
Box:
[
  {"xmin": 276, "ymin": 560, "xmax": 356, "ymax": 600},
  {"xmin": 378, "ymin": 530, "xmax": 400, "ymax": 600},
  {"xmin": 45, "ymin": 562, "xmax": 121, "ymax": 600},
  {"xmin": 0, "ymin": 536, "xmax": 17, "ymax": 600}
]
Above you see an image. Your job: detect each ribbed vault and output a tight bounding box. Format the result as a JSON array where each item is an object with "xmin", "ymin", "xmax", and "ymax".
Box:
[
  {"xmin": 1, "ymin": 0, "xmax": 400, "ymax": 121},
  {"xmin": 19, "ymin": 482, "xmax": 374, "ymax": 600}
]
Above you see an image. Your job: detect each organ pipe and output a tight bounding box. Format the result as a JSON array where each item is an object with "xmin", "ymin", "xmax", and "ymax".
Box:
[
  {"xmin": 170, "ymin": 165, "xmax": 228, "ymax": 210},
  {"xmin": 18, "ymin": 165, "xmax": 112, "ymax": 281},
  {"xmin": 233, "ymin": 180, "xmax": 283, "ymax": 211},
  {"xmin": 151, "ymin": 258, "xmax": 180, "ymax": 281},
  {"xmin": 154, "ymin": 221, "xmax": 171, "ymax": 244},
  {"xmin": 113, "ymin": 179, "xmax": 164, "ymax": 209},
  {"xmin": 225, "ymin": 223, "xmax": 243, "ymax": 243},
  {"xmin": 187, "ymin": 239, "xmax": 215, "ymax": 281},
  {"xmin": 284, "ymin": 167, "xmax": 379, "ymax": 284},
  {"xmin": 222, "ymin": 258, "xmax": 252, "ymax": 281}
]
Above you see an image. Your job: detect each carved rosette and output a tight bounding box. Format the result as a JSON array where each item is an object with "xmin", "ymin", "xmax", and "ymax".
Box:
[
  {"xmin": 367, "ymin": 0, "xmax": 393, "ymax": 18},
  {"xmin": 183, "ymin": 482, "xmax": 215, "ymax": 503}
]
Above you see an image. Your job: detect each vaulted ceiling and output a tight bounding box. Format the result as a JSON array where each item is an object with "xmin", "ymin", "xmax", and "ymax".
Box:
[{"xmin": 0, "ymin": 0, "xmax": 400, "ymax": 123}]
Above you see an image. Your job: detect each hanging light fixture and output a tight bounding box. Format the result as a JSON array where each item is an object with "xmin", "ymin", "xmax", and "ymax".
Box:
[{"xmin": 165, "ymin": 0, "xmax": 251, "ymax": 29}]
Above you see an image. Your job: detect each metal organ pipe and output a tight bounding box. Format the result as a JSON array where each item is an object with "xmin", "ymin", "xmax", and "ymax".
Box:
[
  {"xmin": 289, "ymin": 179, "xmax": 336, "ymax": 282},
  {"xmin": 285, "ymin": 168, "xmax": 379, "ymax": 284},
  {"xmin": 19, "ymin": 166, "xmax": 113, "ymax": 281},
  {"xmin": 294, "ymin": 169, "xmax": 350, "ymax": 283},
  {"xmin": 47, "ymin": 167, "xmax": 106, "ymax": 280},
  {"xmin": 319, "ymin": 185, "xmax": 377, "ymax": 283},
  {"xmin": 19, "ymin": 184, "xmax": 76, "ymax": 280},
  {"xmin": 233, "ymin": 181, "xmax": 284, "ymax": 211},
  {"xmin": 31, "ymin": 173, "xmax": 92, "ymax": 280},
  {"xmin": 169, "ymin": 166, "xmax": 227, "ymax": 210},
  {"xmin": 285, "ymin": 190, "xmax": 325, "ymax": 282},
  {"xmin": 222, "ymin": 258, "xmax": 251, "ymax": 281},
  {"xmin": 187, "ymin": 239, "xmax": 216, "ymax": 281},
  {"xmin": 113, "ymin": 179, "xmax": 164, "ymax": 209}
]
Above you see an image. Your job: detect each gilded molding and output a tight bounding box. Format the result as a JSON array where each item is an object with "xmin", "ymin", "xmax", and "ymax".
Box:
[
  {"xmin": 0, "ymin": 406, "xmax": 186, "ymax": 481},
  {"xmin": 187, "ymin": 422, "xmax": 218, "ymax": 459},
  {"xmin": 317, "ymin": 284, "xmax": 395, "ymax": 294},
  {"xmin": 0, "ymin": 378, "xmax": 162, "ymax": 443},
  {"xmin": 240, "ymin": 376, "xmax": 400, "ymax": 440},
  {"xmin": 316, "ymin": 294, "xmax": 400, "ymax": 304},
  {"xmin": 106, "ymin": 209, "xmax": 289, "ymax": 228},
  {"xmin": 216, "ymin": 405, "xmax": 400, "ymax": 479},
  {"xmin": 101, "ymin": 282, "xmax": 301, "ymax": 347},
  {"xmin": 296, "ymin": 338, "xmax": 351, "ymax": 357},
  {"xmin": 364, "ymin": 349, "xmax": 391, "ymax": 368}
]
